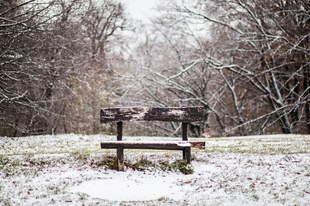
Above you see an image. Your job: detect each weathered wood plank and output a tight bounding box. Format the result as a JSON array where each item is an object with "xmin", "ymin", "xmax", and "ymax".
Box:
[
  {"xmin": 190, "ymin": 141, "xmax": 205, "ymax": 149},
  {"xmin": 117, "ymin": 122, "xmax": 122, "ymax": 141},
  {"xmin": 182, "ymin": 122, "xmax": 188, "ymax": 141},
  {"xmin": 117, "ymin": 146, "xmax": 124, "ymax": 171},
  {"xmin": 101, "ymin": 141, "xmax": 191, "ymax": 150},
  {"xmin": 183, "ymin": 147, "xmax": 191, "ymax": 164},
  {"xmin": 100, "ymin": 107, "xmax": 204, "ymax": 123}
]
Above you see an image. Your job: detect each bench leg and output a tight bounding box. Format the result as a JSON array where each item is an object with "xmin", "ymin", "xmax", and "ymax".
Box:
[
  {"xmin": 183, "ymin": 147, "xmax": 191, "ymax": 164},
  {"xmin": 117, "ymin": 146, "xmax": 124, "ymax": 171},
  {"xmin": 182, "ymin": 122, "xmax": 188, "ymax": 141},
  {"xmin": 182, "ymin": 122, "xmax": 191, "ymax": 164},
  {"xmin": 117, "ymin": 122, "xmax": 123, "ymax": 141}
]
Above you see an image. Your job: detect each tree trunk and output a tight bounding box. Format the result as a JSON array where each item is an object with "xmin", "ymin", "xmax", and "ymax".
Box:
[
  {"xmin": 304, "ymin": 68, "xmax": 310, "ymax": 133},
  {"xmin": 290, "ymin": 76, "xmax": 300, "ymax": 131}
]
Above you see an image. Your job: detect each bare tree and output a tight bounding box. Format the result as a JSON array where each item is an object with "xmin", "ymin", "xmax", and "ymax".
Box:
[
  {"xmin": 0, "ymin": 0, "xmax": 128, "ymax": 136},
  {"xmin": 115, "ymin": 19, "xmax": 221, "ymax": 137},
  {"xmin": 118, "ymin": 0, "xmax": 310, "ymax": 136},
  {"xmin": 206, "ymin": 0, "xmax": 310, "ymax": 134},
  {"xmin": 66, "ymin": 0, "xmax": 127, "ymax": 134},
  {"xmin": 0, "ymin": 0, "xmax": 67, "ymax": 136}
]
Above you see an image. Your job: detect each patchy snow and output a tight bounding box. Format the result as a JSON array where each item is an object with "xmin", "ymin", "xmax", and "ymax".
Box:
[
  {"xmin": 71, "ymin": 170, "xmax": 183, "ymax": 201},
  {"xmin": 70, "ymin": 153, "xmax": 310, "ymax": 205},
  {"xmin": 168, "ymin": 109, "xmax": 185, "ymax": 116},
  {"xmin": 128, "ymin": 107, "xmax": 149, "ymax": 121},
  {"xmin": 177, "ymin": 141, "xmax": 191, "ymax": 147},
  {"xmin": 1, "ymin": 134, "xmax": 310, "ymax": 205}
]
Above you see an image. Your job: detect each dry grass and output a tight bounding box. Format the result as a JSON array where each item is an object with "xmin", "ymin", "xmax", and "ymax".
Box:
[{"xmin": 0, "ymin": 134, "xmax": 309, "ymax": 205}]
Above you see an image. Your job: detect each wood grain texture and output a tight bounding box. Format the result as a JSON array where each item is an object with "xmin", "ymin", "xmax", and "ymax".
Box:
[{"xmin": 100, "ymin": 107, "xmax": 204, "ymax": 123}]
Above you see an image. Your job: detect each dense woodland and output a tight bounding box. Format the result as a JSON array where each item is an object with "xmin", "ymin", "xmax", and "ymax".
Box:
[{"xmin": 1, "ymin": 0, "xmax": 310, "ymax": 137}]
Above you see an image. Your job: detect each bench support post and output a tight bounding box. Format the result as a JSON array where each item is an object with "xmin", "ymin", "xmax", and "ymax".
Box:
[
  {"xmin": 116, "ymin": 121, "xmax": 124, "ymax": 171},
  {"xmin": 184, "ymin": 147, "xmax": 191, "ymax": 164},
  {"xmin": 182, "ymin": 122, "xmax": 190, "ymax": 163},
  {"xmin": 117, "ymin": 122, "xmax": 123, "ymax": 141},
  {"xmin": 117, "ymin": 146, "xmax": 124, "ymax": 171},
  {"xmin": 182, "ymin": 122, "xmax": 188, "ymax": 141}
]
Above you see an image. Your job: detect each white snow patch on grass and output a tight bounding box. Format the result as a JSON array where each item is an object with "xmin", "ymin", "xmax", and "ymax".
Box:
[
  {"xmin": 1, "ymin": 134, "xmax": 310, "ymax": 205},
  {"xmin": 71, "ymin": 170, "xmax": 184, "ymax": 201}
]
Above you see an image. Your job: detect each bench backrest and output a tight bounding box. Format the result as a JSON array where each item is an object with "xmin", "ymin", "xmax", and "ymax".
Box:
[{"xmin": 100, "ymin": 107, "xmax": 204, "ymax": 123}]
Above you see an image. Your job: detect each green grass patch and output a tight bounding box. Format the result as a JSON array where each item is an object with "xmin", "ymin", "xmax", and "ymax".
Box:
[
  {"xmin": 124, "ymin": 155, "xmax": 193, "ymax": 174},
  {"xmin": 160, "ymin": 159, "xmax": 194, "ymax": 175}
]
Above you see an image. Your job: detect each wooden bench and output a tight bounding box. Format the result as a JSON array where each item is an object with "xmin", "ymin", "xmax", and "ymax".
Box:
[{"xmin": 100, "ymin": 106, "xmax": 204, "ymax": 171}]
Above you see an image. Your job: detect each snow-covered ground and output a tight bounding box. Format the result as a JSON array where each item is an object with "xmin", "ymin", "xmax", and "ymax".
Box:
[{"xmin": 0, "ymin": 134, "xmax": 310, "ymax": 205}]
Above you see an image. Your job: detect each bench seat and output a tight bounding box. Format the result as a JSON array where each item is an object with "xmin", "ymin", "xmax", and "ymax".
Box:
[{"xmin": 101, "ymin": 141, "xmax": 191, "ymax": 150}]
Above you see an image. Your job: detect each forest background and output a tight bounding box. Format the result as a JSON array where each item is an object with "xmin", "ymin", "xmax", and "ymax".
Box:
[{"xmin": 1, "ymin": 0, "xmax": 310, "ymax": 137}]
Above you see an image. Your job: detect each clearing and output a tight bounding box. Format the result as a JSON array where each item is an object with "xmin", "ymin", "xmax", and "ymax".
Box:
[{"xmin": 0, "ymin": 134, "xmax": 310, "ymax": 205}]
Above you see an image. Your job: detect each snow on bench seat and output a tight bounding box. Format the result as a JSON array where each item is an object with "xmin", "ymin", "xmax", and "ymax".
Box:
[{"xmin": 101, "ymin": 141, "xmax": 191, "ymax": 150}]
